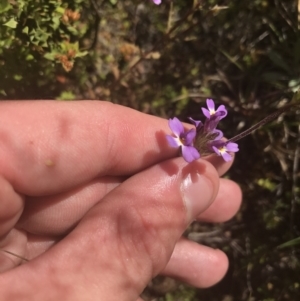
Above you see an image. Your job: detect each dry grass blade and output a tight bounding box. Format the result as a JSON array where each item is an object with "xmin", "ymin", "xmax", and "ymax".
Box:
[{"xmin": 1, "ymin": 249, "xmax": 29, "ymax": 262}]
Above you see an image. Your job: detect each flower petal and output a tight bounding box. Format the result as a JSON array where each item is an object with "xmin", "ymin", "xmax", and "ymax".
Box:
[
  {"xmin": 221, "ymin": 152, "xmax": 232, "ymax": 162},
  {"xmin": 201, "ymin": 107, "xmax": 211, "ymax": 119},
  {"xmin": 168, "ymin": 117, "xmax": 184, "ymax": 137},
  {"xmin": 212, "ymin": 145, "xmax": 221, "ymax": 156},
  {"xmin": 184, "ymin": 128, "xmax": 196, "ymax": 145},
  {"xmin": 204, "ymin": 117, "xmax": 220, "ymax": 132},
  {"xmin": 226, "ymin": 142, "xmax": 239, "ymax": 152},
  {"xmin": 215, "ymin": 105, "xmax": 227, "ymax": 119},
  {"xmin": 206, "ymin": 99, "xmax": 215, "ymax": 111},
  {"xmin": 166, "ymin": 135, "xmax": 180, "ymax": 148},
  {"xmin": 188, "ymin": 117, "xmax": 203, "ymax": 129},
  {"xmin": 182, "ymin": 146, "xmax": 200, "ymax": 163},
  {"xmin": 152, "ymin": 0, "xmax": 161, "ymax": 4},
  {"xmin": 212, "ymin": 129, "xmax": 223, "ymax": 140}
]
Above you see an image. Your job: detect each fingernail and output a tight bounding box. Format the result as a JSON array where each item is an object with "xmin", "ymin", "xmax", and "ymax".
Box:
[{"xmin": 181, "ymin": 172, "xmax": 214, "ymax": 222}]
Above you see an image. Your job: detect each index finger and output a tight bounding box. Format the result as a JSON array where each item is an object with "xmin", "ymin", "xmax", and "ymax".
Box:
[{"xmin": 0, "ymin": 101, "xmax": 231, "ymax": 196}]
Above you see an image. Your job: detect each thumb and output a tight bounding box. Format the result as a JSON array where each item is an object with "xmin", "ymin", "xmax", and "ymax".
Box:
[{"xmin": 0, "ymin": 158, "xmax": 219, "ymax": 301}]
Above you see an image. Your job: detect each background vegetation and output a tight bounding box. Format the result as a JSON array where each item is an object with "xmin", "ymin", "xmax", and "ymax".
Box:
[{"xmin": 1, "ymin": 0, "xmax": 300, "ymax": 300}]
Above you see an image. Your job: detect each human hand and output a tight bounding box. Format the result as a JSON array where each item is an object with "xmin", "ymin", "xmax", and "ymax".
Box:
[{"xmin": 0, "ymin": 101, "xmax": 241, "ymax": 301}]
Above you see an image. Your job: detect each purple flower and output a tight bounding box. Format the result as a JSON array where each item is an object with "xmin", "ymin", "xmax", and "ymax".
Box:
[
  {"xmin": 152, "ymin": 0, "xmax": 161, "ymax": 4},
  {"xmin": 188, "ymin": 117, "xmax": 203, "ymax": 130},
  {"xmin": 201, "ymin": 99, "xmax": 227, "ymax": 120},
  {"xmin": 203, "ymin": 117, "xmax": 220, "ymax": 132},
  {"xmin": 166, "ymin": 117, "xmax": 200, "ymax": 163},
  {"xmin": 210, "ymin": 140, "xmax": 239, "ymax": 162},
  {"xmin": 211, "ymin": 129, "xmax": 223, "ymax": 140},
  {"xmin": 166, "ymin": 99, "xmax": 237, "ymax": 163}
]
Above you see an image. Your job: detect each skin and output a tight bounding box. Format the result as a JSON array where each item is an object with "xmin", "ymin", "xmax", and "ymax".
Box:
[{"xmin": 0, "ymin": 101, "xmax": 242, "ymax": 301}]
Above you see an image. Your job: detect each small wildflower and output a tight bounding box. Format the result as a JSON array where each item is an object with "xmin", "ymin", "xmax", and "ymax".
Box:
[
  {"xmin": 152, "ymin": 0, "xmax": 161, "ymax": 4},
  {"xmin": 201, "ymin": 99, "xmax": 227, "ymax": 120},
  {"xmin": 211, "ymin": 140, "xmax": 239, "ymax": 162},
  {"xmin": 203, "ymin": 116, "xmax": 220, "ymax": 132},
  {"xmin": 166, "ymin": 117, "xmax": 200, "ymax": 163},
  {"xmin": 212, "ymin": 129, "xmax": 223, "ymax": 141},
  {"xmin": 166, "ymin": 99, "xmax": 238, "ymax": 163},
  {"xmin": 188, "ymin": 117, "xmax": 203, "ymax": 130}
]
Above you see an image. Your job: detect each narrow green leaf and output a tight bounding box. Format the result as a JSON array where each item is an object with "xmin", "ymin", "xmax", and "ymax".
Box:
[
  {"xmin": 277, "ymin": 237, "xmax": 300, "ymax": 249},
  {"xmin": 75, "ymin": 50, "xmax": 88, "ymax": 58}
]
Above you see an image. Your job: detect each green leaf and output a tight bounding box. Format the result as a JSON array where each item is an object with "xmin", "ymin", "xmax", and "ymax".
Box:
[
  {"xmin": 257, "ymin": 178, "xmax": 276, "ymax": 191},
  {"xmin": 3, "ymin": 18, "xmax": 18, "ymax": 28},
  {"xmin": 261, "ymin": 72, "xmax": 288, "ymax": 82},
  {"xmin": 66, "ymin": 25, "xmax": 79, "ymax": 35},
  {"xmin": 0, "ymin": 89, "xmax": 7, "ymax": 96},
  {"xmin": 55, "ymin": 6, "xmax": 65, "ymax": 14},
  {"xmin": 56, "ymin": 91, "xmax": 75, "ymax": 100},
  {"xmin": 0, "ymin": 0, "xmax": 11, "ymax": 13},
  {"xmin": 22, "ymin": 26, "xmax": 29, "ymax": 34},
  {"xmin": 220, "ymin": 50, "xmax": 244, "ymax": 71},
  {"xmin": 44, "ymin": 52, "xmax": 57, "ymax": 61},
  {"xmin": 277, "ymin": 237, "xmax": 300, "ymax": 249},
  {"xmin": 75, "ymin": 50, "xmax": 88, "ymax": 58},
  {"xmin": 26, "ymin": 54, "xmax": 34, "ymax": 61},
  {"xmin": 13, "ymin": 74, "xmax": 23, "ymax": 81},
  {"xmin": 268, "ymin": 51, "xmax": 290, "ymax": 74},
  {"xmin": 51, "ymin": 16, "xmax": 61, "ymax": 30}
]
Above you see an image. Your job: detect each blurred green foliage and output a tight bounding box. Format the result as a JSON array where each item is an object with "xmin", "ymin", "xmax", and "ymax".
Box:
[
  {"xmin": 0, "ymin": 0, "xmax": 89, "ymax": 97},
  {"xmin": 1, "ymin": 0, "xmax": 300, "ymax": 300}
]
